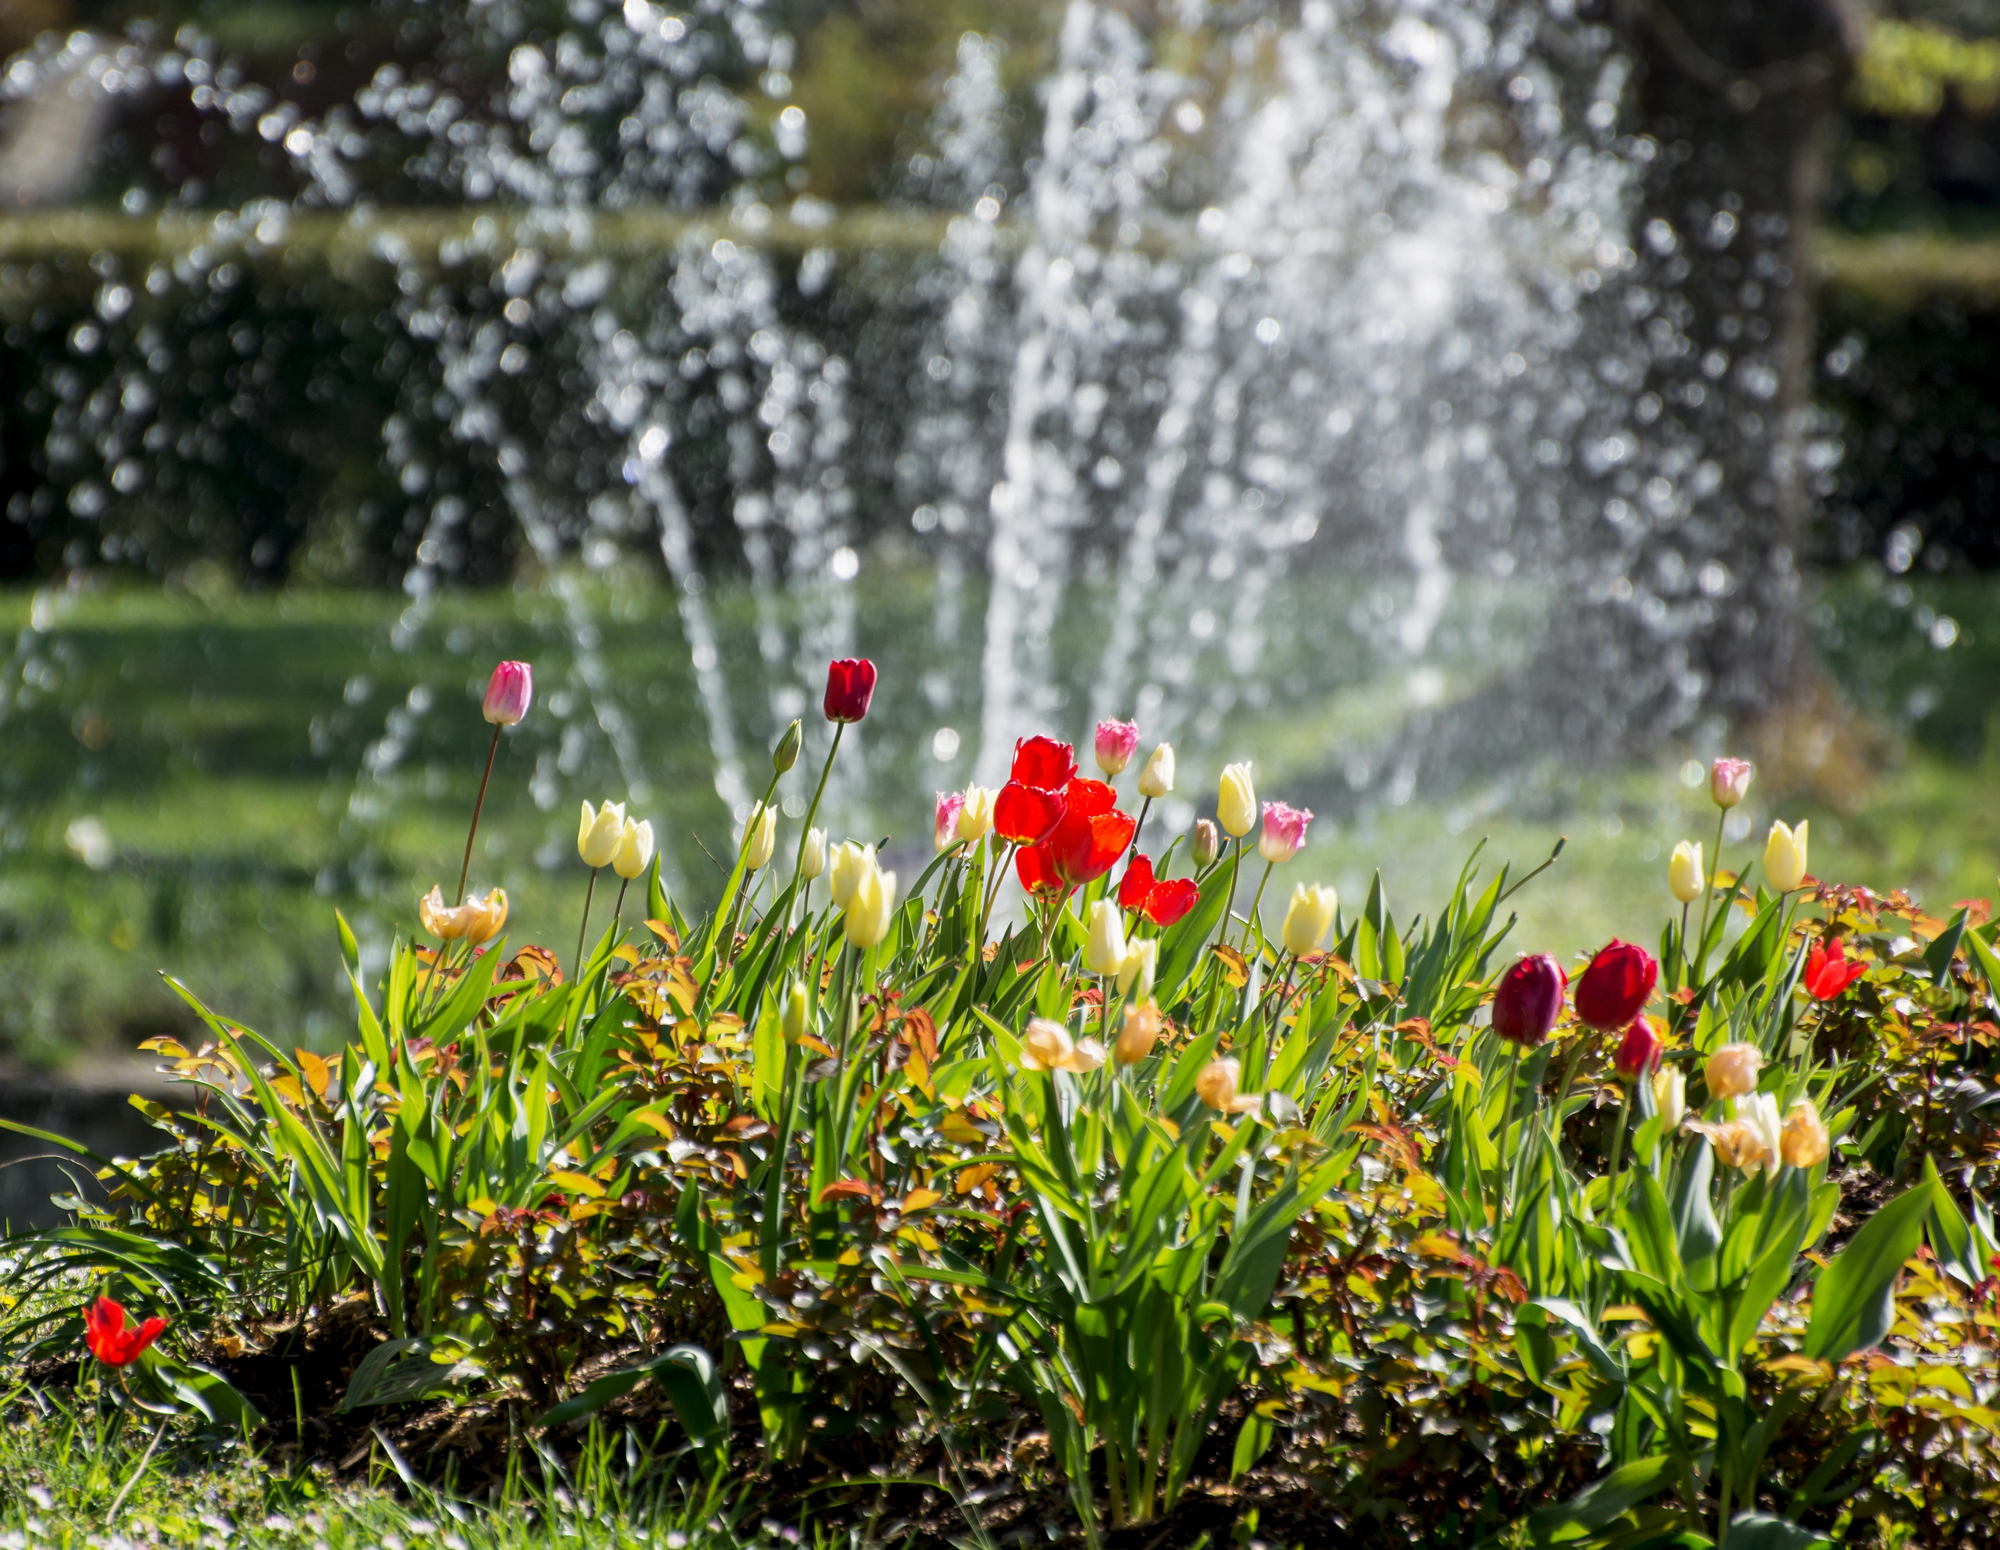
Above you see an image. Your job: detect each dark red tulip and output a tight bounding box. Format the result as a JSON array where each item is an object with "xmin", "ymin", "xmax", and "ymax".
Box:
[
  {"xmin": 1015, "ymin": 842, "xmax": 1066, "ymax": 900},
  {"xmin": 84, "ymin": 1295, "xmax": 168, "ymax": 1367},
  {"xmin": 1117, "ymin": 853, "xmax": 1201, "ymax": 927},
  {"xmin": 1010, "ymin": 735, "xmax": 1078, "ymax": 790},
  {"xmin": 1574, "ymin": 939, "xmax": 1658, "ymax": 1031},
  {"xmin": 1613, "ymin": 1016, "xmax": 1662, "ymax": 1080},
  {"xmin": 1492, "ymin": 954, "xmax": 1567, "ymax": 1046},
  {"xmin": 823, "ymin": 658, "xmax": 877, "ymax": 723},
  {"xmin": 994, "ymin": 781, "xmax": 1066, "ymax": 845}
]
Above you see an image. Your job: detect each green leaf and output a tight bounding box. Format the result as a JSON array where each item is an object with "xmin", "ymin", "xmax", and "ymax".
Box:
[
  {"xmin": 1803, "ymin": 1180, "xmax": 1935, "ymax": 1363},
  {"xmin": 341, "ymin": 1339, "xmax": 461, "ymax": 1410},
  {"xmin": 1922, "ymin": 1154, "xmax": 1982, "ymax": 1287},
  {"xmin": 1721, "ymin": 1512, "xmax": 1829, "ymax": 1550},
  {"xmin": 1229, "ymin": 1407, "xmax": 1275, "ymax": 1480},
  {"xmin": 335, "ymin": 909, "xmax": 361, "ymax": 972},
  {"xmin": 1524, "ymin": 1455, "xmax": 1674, "ymax": 1543},
  {"xmin": 539, "ymin": 1343, "xmax": 729, "ymax": 1459}
]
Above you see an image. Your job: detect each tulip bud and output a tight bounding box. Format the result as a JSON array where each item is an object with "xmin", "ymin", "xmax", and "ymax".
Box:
[
  {"xmin": 1094, "ymin": 718, "xmax": 1140, "ymax": 776},
  {"xmin": 1218, "ymin": 763, "xmax": 1257, "ymax": 839},
  {"xmin": 742, "ymin": 802, "xmax": 778, "ymax": 871},
  {"xmin": 773, "ymin": 719, "xmax": 803, "ymax": 774},
  {"xmin": 1258, "ymin": 801, "xmax": 1312, "ymax": 865},
  {"xmin": 464, "ymin": 887, "xmax": 509, "ymax": 945},
  {"xmin": 958, "ymin": 786, "xmax": 997, "ymax": 843},
  {"xmin": 802, "ymin": 827, "xmax": 827, "ymax": 881},
  {"xmin": 1764, "ymin": 819, "xmax": 1808, "ymax": 893},
  {"xmin": 613, "ymin": 818, "xmax": 655, "ymax": 881},
  {"xmin": 1705, "ymin": 1041, "xmax": 1763, "ymax": 1100},
  {"xmin": 1492, "ymin": 954, "xmax": 1567, "ymax": 1046},
  {"xmin": 1085, "ymin": 899, "xmax": 1128, "ymax": 976},
  {"xmin": 1192, "ymin": 818, "xmax": 1221, "ymax": 868},
  {"xmin": 482, "ymin": 660, "xmax": 533, "ymax": 727},
  {"xmin": 1614, "ymin": 1016, "xmax": 1662, "ymax": 1080},
  {"xmin": 419, "ymin": 885, "xmax": 470, "ymax": 941},
  {"xmin": 1574, "ymin": 940, "xmax": 1658, "ymax": 1031},
  {"xmin": 1281, "ymin": 882, "xmax": 1338, "ymax": 957},
  {"xmin": 1652, "ymin": 1066, "xmax": 1686, "ymax": 1129},
  {"xmin": 1116, "ymin": 938, "xmax": 1157, "ymax": 999},
  {"xmin": 1668, "ymin": 840, "xmax": 1705, "ymax": 905},
  {"xmin": 1710, "ymin": 756, "xmax": 1753, "ymax": 810},
  {"xmin": 578, "ymin": 800, "xmax": 627, "ymax": 869},
  {"xmin": 1779, "ymin": 1100, "xmax": 1830, "ymax": 1168},
  {"xmin": 1137, "ymin": 742, "xmax": 1175, "ymax": 799},
  {"xmin": 781, "ymin": 979, "xmax": 810, "ymax": 1044},
  {"xmin": 828, "ymin": 840, "xmax": 874, "ymax": 910},
  {"xmin": 935, "ymin": 791, "xmax": 966, "ymax": 854},
  {"xmin": 1021, "ymin": 1017, "xmax": 1075, "ymax": 1073},
  {"xmin": 1114, "ymin": 999, "xmax": 1163, "ymax": 1065},
  {"xmin": 842, "ymin": 862, "xmax": 898, "ymax": 949}
]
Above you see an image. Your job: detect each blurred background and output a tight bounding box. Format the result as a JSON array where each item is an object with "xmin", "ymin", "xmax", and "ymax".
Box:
[{"xmin": 0, "ymin": 0, "xmax": 1996, "ymax": 1104}]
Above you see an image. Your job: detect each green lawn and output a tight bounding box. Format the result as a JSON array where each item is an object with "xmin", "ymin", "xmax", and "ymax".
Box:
[{"xmin": 0, "ymin": 566, "xmax": 1991, "ymax": 1066}]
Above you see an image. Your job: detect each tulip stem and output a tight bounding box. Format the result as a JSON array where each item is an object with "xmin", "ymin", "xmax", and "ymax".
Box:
[
  {"xmin": 1241, "ymin": 858, "xmax": 1274, "ymax": 953},
  {"xmin": 1496, "ymin": 1041, "xmax": 1528, "ymax": 1229},
  {"xmin": 1692, "ymin": 806, "xmax": 1728, "ymax": 981},
  {"xmin": 1220, "ymin": 838, "xmax": 1246, "ymax": 952},
  {"xmin": 573, "ymin": 867, "xmax": 600, "ymax": 985},
  {"xmin": 1126, "ymin": 796, "xmax": 1153, "ymax": 863},
  {"xmin": 611, "ymin": 877, "xmax": 631, "ymax": 942},
  {"xmin": 786, "ymin": 723, "xmax": 845, "ymax": 933},
  {"xmin": 976, "ymin": 841, "xmax": 1017, "ymax": 954},
  {"xmin": 104, "ymin": 1419, "xmax": 169, "ymax": 1525},
  {"xmin": 1605, "ymin": 1088, "xmax": 1634, "ymax": 1209},
  {"xmin": 456, "ymin": 725, "xmax": 503, "ymax": 906}
]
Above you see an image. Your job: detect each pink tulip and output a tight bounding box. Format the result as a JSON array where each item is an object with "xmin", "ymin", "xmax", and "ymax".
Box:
[
  {"xmin": 482, "ymin": 661, "xmax": 533, "ymax": 727},
  {"xmin": 1093, "ymin": 718, "xmax": 1141, "ymax": 776},
  {"xmin": 934, "ymin": 790, "xmax": 966, "ymax": 853},
  {"xmin": 1709, "ymin": 757, "xmax": 1753, "ymax": 810},
  {"xmin": 1257, "ymin": 801, "xmax": 1312, "ymax": 865}
]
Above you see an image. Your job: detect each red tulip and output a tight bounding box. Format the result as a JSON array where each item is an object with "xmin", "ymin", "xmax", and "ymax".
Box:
[
  {"xmin": 1117, "ymin": 853, "xmax": 1201, "ymax": 927},
  {"xmin": 1492, "ymin": 954, "xmax": 1567, "ymax": 1046},
  {"xmin": 994, "ymin": 781, "xmax": 1066, "ymax": 845},
  {"xmin": 1802, "ymin": 937, "xmax": 1867, "ymax": 1002},
  {"xmin": 1010, "ymin": 735, "xmax": 1078, "ymax": 790},
  {"xmin": 1613, "ymin": 1016, "xmax": 1662, "ymax": 1080},
  {"xmin": 1574, "ymin": 939, "xmax": 1658, "ymax": 1031},
  {"xmin": 83, "ymin": 1295, "xmax": 167, "ymax": 1367},
  {"xmin": 823, "ymin": 658, "xmax": 877, "ymax": 723},
  {"xmin": 1041, "ymin": 780, "xmax": 1137, "ymax": 888},
  {"xmin": 1015, "ymin": 842, "xmax": 1066, "ymax": 900}
]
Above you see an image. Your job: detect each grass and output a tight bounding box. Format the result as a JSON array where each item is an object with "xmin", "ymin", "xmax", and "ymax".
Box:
[{"xmin": 0, "ymin": 563, "xmax": 1991, "ymax": 1066}]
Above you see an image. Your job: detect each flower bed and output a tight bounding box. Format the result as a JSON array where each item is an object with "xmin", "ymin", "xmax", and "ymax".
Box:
[{"xmin": 5, "ymin": 657, "xmax": 1999, "ymax": 1549}]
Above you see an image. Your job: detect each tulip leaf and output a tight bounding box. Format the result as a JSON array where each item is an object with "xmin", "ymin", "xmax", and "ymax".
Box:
[
  {"xmin": 1924, "ymin": 906, "xmax": 1969, "ymax": 987},
  {"xmin": 1720, "ymin": 1512, "xmax": 1830, "ymax": 1550},
  {"xmin": 1922, "ymin": 1154, "xmax": 1981, "ymax": 1287},
  {"xmin": 1803, "ymin": 1180, "xmax": 1935, "ymax": 1363},
  {"xmin": 1523, "ymin": 1454, "xmax": 1674, "ymax": 1543}
]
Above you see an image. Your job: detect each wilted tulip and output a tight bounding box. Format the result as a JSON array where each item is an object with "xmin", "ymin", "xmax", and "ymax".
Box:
[
  {"xmin": 1575, "ymin": 940, "xmax": 1658, "ymax": 1031},
  {"xmin": 482, "ymin": 660, "xmax": 533, "ymax": 727},
  {"xmin": 613, "ymin": 818, "xmax": 655, "ymax": 881},
  {"xmin": 1764, "ymin": 819, "xmax": 1809, "ymax": 893},
  {"xmin": 957, "ymin": 786, "xmax": 997, "ymax": 843},
  {"xmin": 578, "ymin": 800, "xmax": 627, "ymax": 869},
  {"xmin": 419, "ymin": 885, "xmax": 471, "ymax": 941},
  {"xmin": 1704, "ymin": 1117, "xmax": 1774, "ymax": 1175},
  {"xmin": 801, "ymin": 827, "xmax": 827, "ymax": 881},
  {"xmin": 935, "ymin": 791, "xmax": 966, "ymax": 853},
  {"xmin": 1192, "ymin": 818, "xmax": 1221, "ymax": 868},
  {"xmin": 1652, "ymin": 1066, "xmax": 1686, "ymax": 1129},
  {"xmin": 781, "ymin": 979, "xmax": 810, "ymax": 1044},
  {"xmin": 823, "ymin": 658, "xmax": 877, "ymax": 723},
  {"xmin": 463, "ymin": 887, "xmax": 509, "ymax": 945},
  {"xmin": 1195, "ymin": 1057, "xmax": 1261, "ymax": 1115},
  {"xmin": 742, "ymin": 802, "xmax": 778, "ymax": 871},
  {"xmin": 1669, "ymin": 840, "xmax": 1705, "ymax": 904},
  {"xmin": 1094, "ymin": 718, "xmax": 1140, "ymax": 776},
  {"xmin": 1137, "ymin": 742, "xmax": 1175, "ymax": 799},
  {"xmin": 1258, "ymin": 801, "xmax": 1312, "ymax": 865},
  {"xmin": 1734, "ymin": 1092, "xmax": 1783, "ymax": 1174},
  {"xmin": 1114, "ymin": 999, "xmax": 1163, "ymax": 1065},
  {"xmin": 1281, "ymin": 882, "xmax": 1338, "ymax": 956},
  {"xmin": 83, "ymin": 1295, "xmax": 168, "ymax": 1367},
  {"xmin": 1066, "ymin": 1038, "xmax": 1107, "ymax": 1073},
  {"xmin": 828, "ymin": 841, "xmax": 874, "ymax": 909},
  {"xmin": 1020, "ymin": 1017, "xmax": 1075, "ymax": 1073},
  {"xmin": 1218, "ymin": 763, "xmax": 1257, "ymax": 838},
  {"xmin": 842, "ymin": 860, "xmax": 898, "ymax": 949},
  {"xmin": 773, "ymin": 719, "xmax": 803, "ymax": 774},
  {"xmin": 1705, "ymin": 1041, "xmax": 1764, "ymax": 1100},
  {"xmin": 1116, "ymin": 938, "xmax": 1157, "ymax": 998},
  {"xmin": 1710, "ymin": 757, "xmax": 1753, "ymax": 809},
  {"xmin": 1779, "ymin": 1100, "xmax": 1830, "ymax": 1168},
  {"xmin": 1492, "ymin": 954, "xmax": 1567, "ymax": 1046},
  {"xmin": 1085, "ymin": 899, "xmax": 1128, "ymax": 976},
  {"xmin": 1614, "ymin": 1016, "xmax": 1662, "ymax": 1080}
]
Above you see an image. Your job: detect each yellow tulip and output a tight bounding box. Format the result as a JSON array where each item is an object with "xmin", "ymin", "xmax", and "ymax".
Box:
[
  {"xmin": 742, "ymin": 802, "xmax": 777, "ymax": 871},
  {"xmin": 842, "ymin": 860, "xmax": 898, "ymax": 949},
  {"xmin": 780, "ymin": 979, "xmax": 810, "ymax": 1045},
  {"xmin": 1114, "ymin": 1000, "xmax": 1162, "ymax": 1065},
  {"xmin": 418, "ymin": 885, "xmax": 470, "ymax": 940},
  {"xmin": 1764, "ymin": 819, "xmax": 1808, "ymax": 893},
  {"xmin": 1085, "ymin": 900, "xmax": 1127, "ymax": 976},
  {"xmin": 1281, "ymin": 882, "xmax": 1338, "ymax": 956},
  {"xmin": 1217, "ymin": 762, "xmax": 1257, "ymax": 838},
  {"xmin": 1667, "ymin": 840, "xmax": 1704, "ymax": 904},
  {"xmin": 1779, "ymin": 1100, "xmax": 1830, "ymax": 1168},
  {"xmin": 612, "ymin": 818, "xmax": 655, "ymax": 881},
  {"xmin": 1194, "ymin": 1056, "xmax": 1261, "ymax": 1115},
  {"xmin": 1734, "ymin": 1092, "xmax": 1783, "ymax": 1174},
  {"xmin": 957, "ymin": 786, "xmax": 997, "ymax": 844},
  {"xmin": 1705, "ymin": 1042, "xmax": 1763, "ymax": 1100},
  {"xmin": 801, "ymin": 827, "xmax": 827, "ymax": 881},
  {"xmin": 578, "ymin": 799, "xmax": 627, "ymax": 869},
  {"xmin": 463, "ymin": 887, "xmax": 508, "ymax": 945},
  {"xmin": 1137, "ymin": 743, "xmax": 1175, "ymax": 799},
  {"xmin": 828, "ymin": 841, "xmax": 874, "ymax": 910},
  {"xmin": 1651, "ymin": 1067, "xmax": 1686, "ymax": 1129},
  {"xmin": 1116, "ymin": 938, "xmax": 1157, "ymax": 999},
  {"xmin": 1020, "ymin": 1017, "xmax": 1075, "ymax": 1073}
]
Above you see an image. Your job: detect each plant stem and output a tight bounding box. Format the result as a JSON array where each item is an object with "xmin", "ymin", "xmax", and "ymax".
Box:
[
  {"xmin": 1126, "ymin": 794, "xmax": 1153, "ymax": 862},
  {"xmin": 611, "ymin": 876, "xmax": 630, "ymax": 940},
  {"xmin": 1605, "ymin": 1087, "xmax": 1634, "ymax": 1210},
  {"xmin": 104, "ymin": 1419, "xmax": 169, "ymax": 1524},
  {"xmin": 1692, "ymin": 805, "xmax": 1727, "ymax": 980},
  {"xmin": 1496, "ymin": 1040, "xmax": 1528, "ymax": 1228},
  {"xmin": 976, "ymin": 840, "xmax": 1018, "ymax": 954},
  {"xmin": 572, "ymin": 867, "xmax": 599, "ymax": 984},
  {"xmin": 1220, "ymin": 836, "xmax": 1246, "ymax": 948},
  {"xmin": 786, "ymin": 722, "xmax": 844, "ymax": 931},
  {"xmin": 1241, "ymin": 858, "xmax": 1274, "ymax": 953},
  {"xmin": 456, "ymin": 724, "xmax": 502, "ymax": 905}
]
